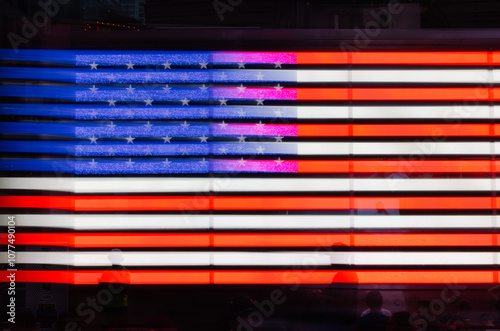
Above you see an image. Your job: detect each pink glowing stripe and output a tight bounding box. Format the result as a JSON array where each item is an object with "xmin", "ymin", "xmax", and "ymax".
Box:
[
  {"xmin": 213, "ymin": 124, "xmax": 298, "ymax": 136},
  {"xmin": 212, "ymin": 160, "xmax": 298, "ymax": 173},
  {"xmin": 212, "ymin": 87, "xmax": 297, "ymax": 100},
  {"xmin": 213, "ymin": 52, "xmax": 297, "ymax": 64}
]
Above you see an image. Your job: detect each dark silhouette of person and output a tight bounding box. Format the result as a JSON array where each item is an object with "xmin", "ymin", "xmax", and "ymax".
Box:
[{"xmin": 356, "ymin": 291, "xmax": 391, "ymax": 331}]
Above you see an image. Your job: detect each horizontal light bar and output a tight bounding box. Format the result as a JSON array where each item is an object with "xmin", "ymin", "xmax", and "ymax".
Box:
[
  {"xmin": 3, "ymin": 196, "xmax": 500, "ymax": 211},
  {"xmin": 4, "ymin": 251, "xmax": 500, "ymax": 266},
  {"xmin": 0, "ymin": 214, "xmax": 495, "ymax": 230},
  {"xmin": 2, "ymin": 177, "xmax": 499, "ymax": 192},
  {"xmin": 7, "ymin": 122, "xmax": 500, "ymax": 138},
  {"xmin": 6, "ymin": 233, "xmax": 500, "ymax": 248},
  {"xmin": 3, "ymin": 141, "xmax": 498, "ymax": 156},
  {"xmin": 2, "ymin": 68, "xmax": 495, "ymax": 83},
  {"xmin": 2, "ymin": 159, "xmax": 499, "ymax": 175},
  {"xmin": 3, "ymin": 86, "xmax": 500, "ymax": 102},
  {"xmin": 0, "ymin": 270, "xmax": 496, "ymax": 285},
  {"xmin": 298, "ymin": 69, "xmax": 491, "ymax": 83},
  {"xmin": 3, "ymin": 104, "xmax": 498, "ymax": 120},
  {"xmin": 3, "ymin": 50, "xmax": 500, "ymax": 66}
]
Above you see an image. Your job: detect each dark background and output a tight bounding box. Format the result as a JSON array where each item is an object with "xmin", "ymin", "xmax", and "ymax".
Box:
[{"xmin": 3, "ymin": 1, "xmax": 500, "ymax": 330}]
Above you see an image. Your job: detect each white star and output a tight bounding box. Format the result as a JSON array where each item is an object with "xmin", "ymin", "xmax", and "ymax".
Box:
[
  {"xmin": 162, "ymin": 135, "xmax": 172, "ymax": 143},
  {"xmin": 163, "ymin": 109, "xmax": 170, "ymax": 118},
  {"xmin": 144, "ymin": 73, "xmax": 152, "ymax": 82},
  {"xmin": 218, "ymin": 97, "xmax": 228, "ymax": 106},
  {"xmin": 256, "ymin": 72, "xmax": 264, "ymax": 80},
  {"xmin": 255, "ymin": 121, "xmax": 265, "ymax": 129},
  {"xmin": 219, "ymin": 72, "xmax": 227, "ymax": 80},
  {"xmin": 180, "ymin": 73, "xmax": 189, "ymax": 81},
  {"xmin": 89, "ymin": 85, "xmax": 99, "ymax": 93},
  {"xmin": 199, "ymin": 84, "xmax": 209, "ymax": 92},
  {"xmin": 180, "ymin": 98, "xmax": 190, "ymax": 106},
  {"xmin": 107, "ymin": 147, "xmax": 115, "ymax": 156},
  {"xmin": 162, "ymin": 158, "xmax": 171, "ymax": 166},
  {"xmin": 125, "ymin": 135, "xmax": 135, "ymax": 144},
  {"xmin": 237, "ymin": 62, "xmax": 245, "ymax": 69},
  {"xmin": 275, "ymin": 157, "xmax": 284, "ymax": 166},
  {"xmin": 181, "ymin": 121, "xmax": 190, "ymax": 129},
  {"xmin": 181, "ymin": 146, "xmax": 189, "ymax": 155},
  {"xmin": 218, "ymin": 146, "xmax": 228, "ymax": 155},
  {"xmin": 163, "ymin": 60, "xmax": 172, "ymax": 69},
  {"xmin": 126, "ymin": 61, "xmax": 134, "ymax": 70},
  {"xmin": 256, "ymin": 99, "xmax": 264, "ymax": 106},
  {"xmin": 237, "ymin": 158, "xmax": 247, "ymax": 167},
  {"xmin": 274, "ymin": 61, "xmax": 282, "ymax": 68},
  {"xmin": 107, "ymin": 121, "xmax": 116, "ymax": 130},
  {"xmin": 89, "ymin": 135, "xmax": 98, "ymax": 143},
  {"xmin": 200, "ymin": 158, "xmax": 209, "ymax": 167},
  {"xmin": 126, "ymin": 85, "xmax": 135, "ymax": 93},
  {"xmin": 237, "ymin": 135, "xmax": 246, "ymax": 143},
  {"xmin": 256, "ymin": 145, "xmax": 265, "ymax": 154},
  {"xmin": 89, "ymin": 159, "xmax": 97, "ymax": 167},
  {"xmin": 200, "ymin": 109, "xmax": 209, "ymax": 118},
  {"xmin": 144, "ymin": 121, "xmax": 153, "ymax": 130},
  {"xmin": 144, "ymin": 146, "xmax": 152, "ymax": 155},
  {"xmin": 125, "ymin": 110, "xmax": 134, "ymax": 119},
  {"xmin": 89, "ymin": 61, "xmax": 98, "ymax": 70},
  {"xmin": 274, "ymin": 83, "xmax": 283, "ymax": 91},
  {"xmin": 237, "ymin": 84, "xmax": 246, "ymax": 92},
  {"xmin": 89, "ymin": 110, "xmax": 98, "ymax": 119},
  {"xmin": 144, "ymin": 98, "xmax": 153, "ymax": 106},
  {"xmin": 237, "ymin": 109, "xmax": 246, "ymax": 117},
  {"xmin": 163, "ymin": 84, "xmax": 172, "ymax": 92},
  {"xmin": 108, "ymin": 98, "xmax": 116, "ymax": 106},
  {"xmin": 126, "ymin": 158, "xmax": 135, "ymax": 167},
  {"xmin": 274, "ymin": 108, "xmax": 284, "ymax": 117},
  {"xmin": 199, "ymin": 62, "xmax": 208, "ymax": 69},
  {"xmin": 274, "ymin": 135, "xmax": 284, "ymax": 142},
  {"xmin": 218, "ymin": 121, "xmax": 228, "ymax": 129},
  {"xmin": 107, "ymin": 73, "xmax": 116, "ymax": 82},
  {"xmin": 199, "ymin": 135, "xmax": 209, "ymax": 143}
]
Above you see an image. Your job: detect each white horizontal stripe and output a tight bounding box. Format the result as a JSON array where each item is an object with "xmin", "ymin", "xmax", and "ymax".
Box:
[
  {"xmin": 491, "ymin": 70, "xmax": 500, "ymax": 83},
  {"xmin": 353, "ymin": 178, "xmax": 495, "ymax": 191},
  {"xmin": 296, "ymin": 70, "xmax": 348, "ymax": 82},
  {"xmin": 295, "ymin": 106, "xmax": 493, "ymax": 119},
  {"xmin": 351, "ymin": 142, "xmax": 493, "ymax": 155},
  {"xmin": 0, "ymin": 178, "xmax": 347, "ymax": 192},
  {"xmin": 352, "ymin": 105, "xmax": 492, "ymax": 119},
  {"xmin": 295, "ymin": 142, "xmax": 494, "ymax": 155},
  {"xmin": 0, "ymin": 214, "xmax": 494, "ymax": 230},
  {"xmin": 0, "ymin": 214, "xmax": 210, "ymax": 230},
  {"xmin": 297, "ymin": 70, "xmax": 490, "ymax": 83},
  {"xmin": 2, "ymin": 178, "xmax": 498, "ymax": 192},
  {"xmin": 296, "ymin": 143, "xmax": 351, "ymax": 155},
  {"xmin": 6, "ymin": 251, "xmax": 499, "ymax": 266},
  {"xmin": 352, "ymin": 70, "xmax": 489, "ymax": 83},
  {"xmin": 296, "ymin": 106, "xmax": 349, "ymax": 119}
]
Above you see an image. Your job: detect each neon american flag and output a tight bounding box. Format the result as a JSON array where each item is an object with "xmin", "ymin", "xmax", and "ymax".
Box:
[{"xmin": 1, "ymin": 49, "xmax": 500, "ymax": 285}]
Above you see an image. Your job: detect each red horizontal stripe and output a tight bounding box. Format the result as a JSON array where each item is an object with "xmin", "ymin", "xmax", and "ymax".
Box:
[
  {"xmin": 296, "ymin": 51, "xmax": 494, "ymax": 65},
  {"xmin": 296, "ymin": 124, "xmax": 494, "ymax": 137},
  {"xmin": 1, "ymin": 270, "xmax": 496, "ymax": 284},
  {"xmin": 1, "ymin": 196, "xmax": 498, "ymax": 210},
  {"xmin": 297, "ymin": 160, "xmax": 495, "ymax": 173},
  {"xmin": 5, "ymin": 233, "xmax": 499, "ymax": 247},
  {"xmin": 296, "ymin": 88, "xmax": 495, "ymax": 101}
]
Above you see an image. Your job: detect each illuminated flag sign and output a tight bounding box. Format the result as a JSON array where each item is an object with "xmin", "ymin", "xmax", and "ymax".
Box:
[{"xmin": 1, "ymin": 49, "xmax": 500, "ymax": 285}]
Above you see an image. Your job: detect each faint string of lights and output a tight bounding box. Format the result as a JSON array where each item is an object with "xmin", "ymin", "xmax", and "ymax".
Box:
[{"xmin": 84, "ymin": 21, "xmax": 140, "ymax": 31}]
